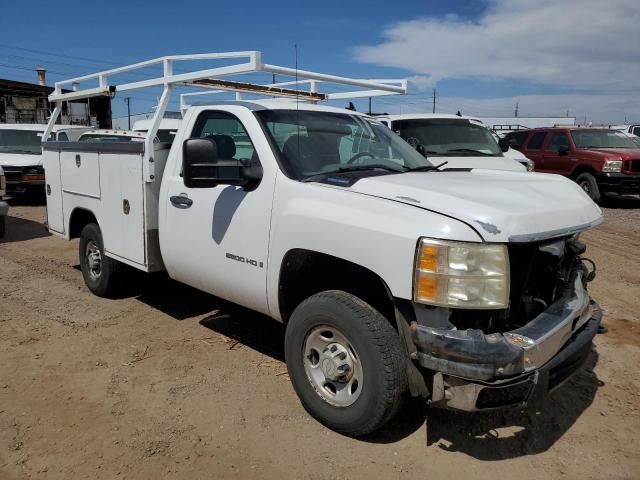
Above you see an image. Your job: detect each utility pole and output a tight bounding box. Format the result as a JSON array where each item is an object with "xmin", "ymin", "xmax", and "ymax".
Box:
[
  {"xmin": 124, "ymin": 97, "xmax": 131, "ymax": 129},
  {"xmin": 368, "ymin": 97, "xmax": 372, "ymax": 115},
  {"xmin": 432, "ymin": 88, "xmax": 436, "ymax": 114},
  {"xmin": 514, "ymin": 102, "xmax": 519, "ymax": 118}
]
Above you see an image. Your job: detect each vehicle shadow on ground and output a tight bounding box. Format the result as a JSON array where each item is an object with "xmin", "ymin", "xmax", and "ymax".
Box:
[
  {"xmin": 114, "ymin": 270, "xmax": 227, "ymax": 319},
  {"xmin": 0, "ymin": 215, "xmax": 51, "ymax": 243},
  {"xmin": 601, "ymin": 194, "xmax": 640, "ymax": 209},
  {"xmin": 112, "ymin": 272, "xmax": 601, "ymax": 457},
  {"xmin": 419, "ymin": 350, "xmax": 600, "ymax": 460}
]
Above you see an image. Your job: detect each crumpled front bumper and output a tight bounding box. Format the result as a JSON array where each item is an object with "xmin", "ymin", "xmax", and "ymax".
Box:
[{"xmin": 411, "ymin": 268, "xmax": 600, "ymax": 411}]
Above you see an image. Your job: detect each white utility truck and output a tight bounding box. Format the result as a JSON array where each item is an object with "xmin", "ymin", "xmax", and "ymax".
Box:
[
  {"xmin": 377, "ymin": 113, "xmax": 534, "ymax": 171},
  {"xmin": 0, "ymin": 124, "xmax": 89, "ymax": 196},
  {"xmin": 43, "ymin": 52, "xmax": 603, "ymax": 436}
]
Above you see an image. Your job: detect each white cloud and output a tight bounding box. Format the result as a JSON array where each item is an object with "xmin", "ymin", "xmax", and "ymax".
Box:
[{"xmin": 354, "ymin": 0, "xmax": 640, "ymax": 122}]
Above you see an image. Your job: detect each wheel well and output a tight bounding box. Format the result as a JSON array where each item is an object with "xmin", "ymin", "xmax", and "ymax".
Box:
[
  {"xmin": 570, "ymin": 165, "xmax": 598, "ymax": 179},
  {"xmin": 68, "ymin": 208, "xmax": 97, "ymax": 239},
  {"xmin": 278, "ymin": 249, "xmax": 396, "ymax": 324}
]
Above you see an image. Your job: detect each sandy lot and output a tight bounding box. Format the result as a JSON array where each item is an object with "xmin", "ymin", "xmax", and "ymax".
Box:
[{"xmin": 1, "ymin": 196, "xmax": 639, "ymax": 480}]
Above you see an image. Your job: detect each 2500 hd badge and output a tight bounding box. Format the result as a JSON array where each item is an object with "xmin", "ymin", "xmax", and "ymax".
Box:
[{"xmin": 226, "ymin": 252, "xmax": 264, "ymax": 268}]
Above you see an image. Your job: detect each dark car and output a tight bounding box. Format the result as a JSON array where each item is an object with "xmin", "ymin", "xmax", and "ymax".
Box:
[{"xmin": 505, "ymin": 127, "xmax": 640, "ymax": 203}]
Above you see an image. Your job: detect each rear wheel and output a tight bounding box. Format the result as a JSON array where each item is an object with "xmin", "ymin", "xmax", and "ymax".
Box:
[
  {"xmin": 79, "ymin": 223, "xmax": 119, "ymax": 297},
  {"xmin": 575, "ymin": 172, "xmax": 601, "ymax": 203},
  {"xmin": 285, "ymin": 290, "xmax": 407, "ymax": 436}
]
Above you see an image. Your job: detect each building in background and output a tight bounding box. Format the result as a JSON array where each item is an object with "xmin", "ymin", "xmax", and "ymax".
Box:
[{"xmin": 0, "ymin": 69, "xmax": 111, "ymax": 127}]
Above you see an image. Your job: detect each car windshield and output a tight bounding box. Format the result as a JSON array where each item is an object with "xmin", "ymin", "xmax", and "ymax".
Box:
[
  {"xmin": 391, "ymin": 118, "xmax": 503, "ymax": 156},
  {"xmin": 0, "ymin": 129, "xmax": 43, "ymax": 154},
  {"xmin": 256, "ymin": 110, "xmax": 432, "ymax": 179},
  {"xmin": 79, "ymin": 134, "xmax": 144, "ymax": 143},
  {"xmin": 571, "ymin": 130, "xmax": 637, "ymax": 149}
]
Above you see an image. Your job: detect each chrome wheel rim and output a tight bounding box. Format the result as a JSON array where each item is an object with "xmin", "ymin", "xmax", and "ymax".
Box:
[
  {"xmin": 303, "ymin": 325, "xmax": 363, "ymax": 407},
  {"xmin": 85, "ymin": 240, "xmax": 102, "ymax": 281}
]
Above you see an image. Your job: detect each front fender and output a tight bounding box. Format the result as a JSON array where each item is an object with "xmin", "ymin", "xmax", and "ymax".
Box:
[{"xmin": 266, "ymin": 174, "xmax": 481, "ymax": 320}]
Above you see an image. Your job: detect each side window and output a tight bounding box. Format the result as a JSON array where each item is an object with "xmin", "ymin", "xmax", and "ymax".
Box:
[
  {"xmin": 632, "ymin": 126, "xmax": 640, "ymax": 137},
  {"xmin": 57, "ymin": 132, "xmax": 69, "ymax": 141},
  {"xmin": 505, "ymin": 131, "xmax": 528, "ymax": 149},
  {"xmin": 190, "ymin": 111, "xmax": 257, "ymax": 161},
  {"xmin": 547, "ymin": 132, "xmax": 569, "ymax": 152},
  {"xmin": 526, "ymin": 132, "xmax": 547, "ymax": 150}
]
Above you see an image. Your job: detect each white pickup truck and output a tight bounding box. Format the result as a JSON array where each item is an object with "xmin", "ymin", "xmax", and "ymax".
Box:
[
  {"xmin": 42, "ymin": 52, "xmax": 603, "ymax": 436},
  {"xmin": 0, "ymin": 124, "xmax": 89, "ymax": 196},
  {"xmin": 377, "ymin": 114, "xmax": 534, "ymax": 171}
]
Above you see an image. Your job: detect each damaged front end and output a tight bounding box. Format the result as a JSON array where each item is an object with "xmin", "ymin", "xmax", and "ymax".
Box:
[{"xmin": 405, "ymin": 234, "xmax": 600, "ymax": 411}]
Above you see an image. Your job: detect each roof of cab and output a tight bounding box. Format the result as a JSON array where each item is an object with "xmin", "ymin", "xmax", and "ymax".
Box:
[
  {"xmin": 375, "ymin": 113, "xmax": 483, "ymax": 122},
  {"xmin": 132, "ymin": 118, "xmax": 182, "ymax": 131},
  {"xmin": 189, "ymin": 99, "xmax": 370, "ymax": 116}
]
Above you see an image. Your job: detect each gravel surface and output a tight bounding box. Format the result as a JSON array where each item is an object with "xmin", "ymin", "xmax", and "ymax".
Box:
[{"xmin": 1, "ymin": 196, "xmax": 639, "ymax": 480}]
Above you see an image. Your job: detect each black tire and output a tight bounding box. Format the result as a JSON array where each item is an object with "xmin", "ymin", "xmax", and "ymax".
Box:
[
  {"xmin": 575, "ymin": 173, "xmax": 601, "ymax": 203},
  {"xmin": 79, "ymin": 223, "xmax": 120, "ymax": 297},
  {"xmin": 0, "ymin": 216, "xmax": 5, "ymax": 238},
  {"xmin": 285, "ymin": 290, "xmax": 408, "ymax": 436}
]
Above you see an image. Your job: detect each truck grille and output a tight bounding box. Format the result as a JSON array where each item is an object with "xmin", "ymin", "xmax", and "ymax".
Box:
[
  {"xmin": 507, "ymin": 236, "xmax": 581, "ymax": 325},
  {"xmin": 1, "ymin": 167, "xmax": 24, "ymax": 184},
  {"xmin": 627, "ymin": 159, "xmax": 640, "ymax": 173}
]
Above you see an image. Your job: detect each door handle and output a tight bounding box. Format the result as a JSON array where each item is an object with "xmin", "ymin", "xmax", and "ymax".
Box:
[{"xmin": 170, "ymin": 195, "xmax": 193, "ymax": 209}]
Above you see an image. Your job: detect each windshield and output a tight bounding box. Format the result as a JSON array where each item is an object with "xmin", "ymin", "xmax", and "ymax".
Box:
[
  {"xmin": 571, "ymin": 130, "xmax": 638, "ymax": 149},
  {"xmin": 79, "ymin": 134, "xmax": 144, "ymax": 143},
  {"xmin": 256, "ymin": 110, "xmax": 431, "ymax": 179},
  {"xmin": 0, "ymin": 129, "xmax": 43, "ymax": 155},
  {"xmin": 391, "ymin": 118, "xmax": 502, "ymax": 156}
]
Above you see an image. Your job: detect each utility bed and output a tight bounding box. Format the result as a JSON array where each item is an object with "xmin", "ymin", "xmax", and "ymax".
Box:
[{"xmin": 43, "ymin": 141, "xmax": 170, "ymax": 271}]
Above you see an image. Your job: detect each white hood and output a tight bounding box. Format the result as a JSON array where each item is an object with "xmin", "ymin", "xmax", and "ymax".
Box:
[
  {"xmin": 349, "ymin": 170, "xmax": 602, "ymax": 242},
  {"xmin": 0, "ymin": 152, "xmax": 42, "ymax": 168},
  {"xmin": 439, "ymin": 155, "xmax": 525, "ymax": 172}
]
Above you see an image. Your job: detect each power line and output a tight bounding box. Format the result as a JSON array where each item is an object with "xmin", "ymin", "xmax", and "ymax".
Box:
[{"xmin": 0, "ymin": 42, "xmax": 122, "ymax": 67}]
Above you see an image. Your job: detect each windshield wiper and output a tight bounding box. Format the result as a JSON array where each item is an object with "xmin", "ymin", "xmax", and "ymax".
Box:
[
  {"xmin": 445, "ymin": 148, "xmax": 495, "ymax": 156},
  {"xmin": 406, "ymin": 161, "xmax": 449, "ymax": 172},
  {"xmin": 302, "ymin": 164, "xmax": 405, "ymax": 182}
]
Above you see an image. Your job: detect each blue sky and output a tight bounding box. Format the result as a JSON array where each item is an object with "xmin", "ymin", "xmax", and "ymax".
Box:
[{"xmin": 1, "ymin": 0, "xmax": 637, "ymax": 123}]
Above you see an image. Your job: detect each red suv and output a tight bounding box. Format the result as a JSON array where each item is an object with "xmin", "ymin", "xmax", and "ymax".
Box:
[{"xmin": 505, "ymin": 127, "xmax": 640, "ymax": 203}]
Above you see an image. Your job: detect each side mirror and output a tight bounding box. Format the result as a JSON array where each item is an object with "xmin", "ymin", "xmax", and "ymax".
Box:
[
  {"xmin": 558, "ymin": 144, "xmax": 570, "ymax": 156},
  {"xmin": 498, "ymin": 137, "xmax": 510, "ymax": 153},
  {"xmin": 183, "ymin": 138, "xmax": 262, "ymax": 190}
]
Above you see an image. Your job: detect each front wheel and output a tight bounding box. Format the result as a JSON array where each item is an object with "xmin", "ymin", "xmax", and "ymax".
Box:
[
  {"xmin": 79, "ymin": 223, "xmax": 120, "ymax": 297},
  {"xmin": 575, "ymin": 172, "xmax": 601, "ymax": 203},
  {"xmin": 285, "ymin": 290, "xmax": 407, "ymax": 436}
]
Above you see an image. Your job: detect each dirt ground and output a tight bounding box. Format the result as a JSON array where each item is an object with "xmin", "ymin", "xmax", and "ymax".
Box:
[{"xmin": 1, "ymin": 196, "xmax": 639, "ymax": 480}]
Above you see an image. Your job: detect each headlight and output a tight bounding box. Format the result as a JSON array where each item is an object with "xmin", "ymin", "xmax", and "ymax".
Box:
[
  {"xmin": 602, "ymin": 160, "xmax": 622, "ymax": 173},
  {"xmin": 526, "ymin": 159, "xmax": 535, "ymax": 172},
  {"xmin": 414, "ymin": 238, "xmax": 510, "ymax": 309}
]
